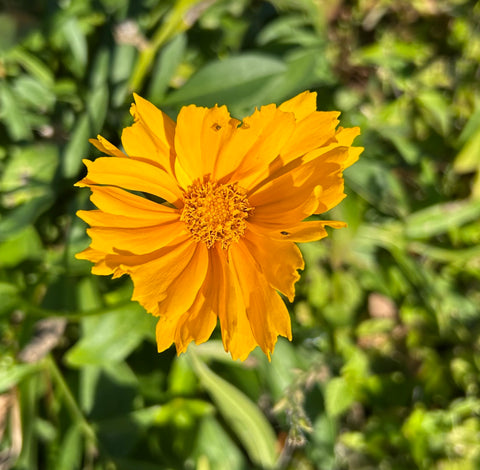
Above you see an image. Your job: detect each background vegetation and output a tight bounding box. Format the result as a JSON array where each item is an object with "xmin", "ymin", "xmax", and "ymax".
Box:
[{"xmin": 1, "ymin": 0, "xmax": 480, "ymax": 469}]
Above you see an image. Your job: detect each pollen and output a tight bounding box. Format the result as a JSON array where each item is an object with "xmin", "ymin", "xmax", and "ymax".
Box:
[{"xmin": 181, "ymin": 181, "xmax": 253, "ymax": 249}]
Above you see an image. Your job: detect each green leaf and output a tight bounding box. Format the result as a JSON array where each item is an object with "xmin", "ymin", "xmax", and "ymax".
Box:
[
  {"xmin": 0, "ymin": 226, "xmax": 43, "ymax": 268},
  {"xmin": 87, "ymin": 83, "xmax": 109, "ymax": 131},
  {"xmin": 260, "ymin": 47, "xmax": 331, "ymax": 104},
  {"xmin": 260, "ymin": 338, "xmax": 303, "ymax": 401},
  {"xmin": 190, "ymin": 353, "xmax": 278, "ymax": 468},
  {"xmin": 61, "ymin": 113, "xmax": 91, "ymax": 179},
  {"xmin": 256, "ymin": 15, "xmax": 319, "ymax": 46},
  {"xmin": 13, "ymin": 75, "xmax": 55, "ymax": 111},
  {"xmin": 0, "ymin": 13, "xmax": 17, "ymax": 52},
  {"xmin": 457, "ymin": 101, "xmax": 480, "ymax": 147},
  {"xmin": 163, "ymin": 53, "xmax": 286, "ymax": 114},
  {"xmin": 61, "ymin": 17, "xmax": 88, "ymax": 76},
  {"xmin": 89, "ymin": 47, "xmax": 111, "ymax": 89},
  {"xmin": 324, "ymin": 377, "xmax": 355, "ymax": 417},
  {"xmin": 382, "ymin": 128, "xmax": 420, "ymax": 164},
  {"xmin": 8, "ymin": 47, "xmax": 55, "ymax": 86},
  {"xmin": 454, "ymin": 126, "xmax": 480, "ymax": 174},
  {"xmin": 0, "ymin": 192, "xmax": 54, "ymax": 241},
  {"xmin": 148, "ymin": 33, "xmax": 187, "ymax": 101},
  {"xmin": 0, "ymin": 282, "xmax": 21, "ymax": 316},
  {"xmin": 192, "ymin": 417, "xmax": 246, "ymax": 470},
  {"xmin": 0, "ymin": 362, "xmax": 41, "ymax": 393},
  {"xmin": 80, "ymin": 362, "xmax": 138, "ymax": 419},
  {"xmin": 0, "ymin": 143, "xmax": 59, "ymax": 203},
  {"xmin": 65, "ymin": 303, "xmax": 156, "ymax": 366},
  {"xmin": 55, "ymin": 425, "xmax": 82, "ymax": 470},
  {"xmin": 168, "ymin": 354, "xmax": 198, "ymax": 395},
  {"xmin": 0, "ymin": 82, "xmax": 31, "ymax": 141},
  {"xmin": 416, "ymin": 90, "xmax": 451, "ymax": 136},
  {"xmin": 345, "ymin": 158, "xmax": 409, "ymax": 216},
  {"xmin": 323, "ymin": 270, "xmax": 363, "ymax": 327},
  {"xmin": 111, "ymin": 44, "xmax": 138, "ymax": 106},
  {"xmin": 404, "ymin": 200, "xmax": 480, "ymax": 239}
]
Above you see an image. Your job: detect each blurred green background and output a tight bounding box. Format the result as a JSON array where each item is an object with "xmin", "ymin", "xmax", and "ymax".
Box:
[{"xmin": 1, "ymin": 0, "xmax": 480, "ymax": 469}]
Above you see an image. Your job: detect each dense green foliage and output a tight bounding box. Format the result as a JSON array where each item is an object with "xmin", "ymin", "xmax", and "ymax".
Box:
[{"xmin": 1, "ymin": 0, "xmax": 480, "ymax": 469}]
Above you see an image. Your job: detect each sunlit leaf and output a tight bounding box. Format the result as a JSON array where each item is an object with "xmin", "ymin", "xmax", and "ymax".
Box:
[
  {"xmin": 324, "ymin": 377, "xmax": 355, "ymax": 417},
  {"xmin": 65, "ymin": 304, "xmax": 156, "ymax": 366},
  {"xmin": 163, "ymin": 53, "xmax": 286, "ymax": 114},
  {"xmin": 190, "ymin": 353, "xmax": 278, "ymax": 468}
]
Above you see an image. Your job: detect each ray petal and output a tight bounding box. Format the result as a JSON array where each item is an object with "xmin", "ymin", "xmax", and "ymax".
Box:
[
  {"xmin": 76, "ymin": 157, "xmax": 183, "ymax": 206},
  {"xmin": 105, "ymin": 238, "xmax": 197, "ymax": 317},
  {"xmin": 243, "ymin": 229, "xmax": 304, "ymax": 302},
  {"xmin": 87, "ymin": 185, "xmax": 180, "ymax": 216},
  {"xmin": 229, "ymin": 242, "xmax": 292, "ymax": 357},
  {"xmin": 89, "ymin": 135, "xmax": 125, "ymax": 157}
]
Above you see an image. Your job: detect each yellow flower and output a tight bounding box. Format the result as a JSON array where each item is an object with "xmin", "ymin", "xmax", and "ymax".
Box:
[{"xmin": 75, "ymin": 91, "xmax": 362, "ymax": 360}]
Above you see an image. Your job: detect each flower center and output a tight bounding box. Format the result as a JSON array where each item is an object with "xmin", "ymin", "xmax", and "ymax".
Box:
[{"xmin": 181, "ymin": 181, "xmax": 253, "ymax": 249}]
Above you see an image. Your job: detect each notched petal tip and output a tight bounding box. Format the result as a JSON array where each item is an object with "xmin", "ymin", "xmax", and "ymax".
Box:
[
  {"xmin": 279, "ymin": 90, "xmax": 319, "ymax": 121},
  {"xmin": 74, "ymin": 160, "xmax": 94, "ymax": 187},
  {"xmin": 227, "ymin": 345, "xmax": 256, "ymax": 362}
]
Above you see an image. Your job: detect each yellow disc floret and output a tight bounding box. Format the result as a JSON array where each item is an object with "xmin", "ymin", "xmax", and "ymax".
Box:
[{"xmin": 181, "ymin": 181, "xmax": 253, "ymax": 249}]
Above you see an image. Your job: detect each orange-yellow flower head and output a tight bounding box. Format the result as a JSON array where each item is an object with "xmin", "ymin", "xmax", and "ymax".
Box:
[{"xmin": 75, "ymin": 91, "xmax": 362, "ymax": 360}]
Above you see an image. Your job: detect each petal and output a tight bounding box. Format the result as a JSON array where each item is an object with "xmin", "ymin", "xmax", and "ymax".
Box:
[
  {"xmin": 107, "ymin": 238, "xmax": 197, "ymax": 316},
  {"xmin": 278, "ymin": 91, "xmax": 346, "ymax": 165},
  {"xmin": 213, "ymin": 119, "xmax": 263, "ymax": 183},
  {"xmin": 89, "ymin": 135, "xmax": 125, "ymax": 158},
  {"xmin": 174, "ymin": 105, "xmax": 208, "ymax": 186},
  {"xmin": 314, "ymin": 175, "xmax": 346, "ymax": 214},
  {"xmin": 279, "ymin": 93, "xmax": 358, "ymax": 168},
  {"xmin": 278, "ymin": 90, "xmax": 318, "ymax": 121},
  {"xmin": 76, "ymin": 157, "xmax": 183, "ymax": 207},
  {"xmin": 156, "ymin": 242, "xmax": 209, "ymax": 319},
  {"xmin": 156, "ymin": 245, "xmax": 220, "ymax": 354},
  {"xmin": 156, "ymin": 316, "xmax": 178, "ymax": 353},
  {"xmin": 173, "ymin": 293, "xmax": 218, "ymax": 354},
  {"xmin": 77, "ymin": 209, "xmax": 177, "ymax": 228},
  {"xmin": 248, "ymin": 147, "xmax": 349, "ymax": 224},
  {"xmin": 279, "ymin": 111, "xmax": 340, "ymax": 165},
  {"xmin": 231, "ymin": 105, "xmax": 297, "ymax": 189},
  {"xmin": 249, "ymin": 146, "xmax": 348, "ymax": 201},
  {"xmin": 335, "ymin": 126, "xmax": 363, "ymax": 168},
  {"xmin": 133, "ymin": 93, "xmax": 175, "ymax": 156},
  {"xmin": 229, "ymin": 241, "xmax": 292, "ymax": 357},
  {"xmin": 250, "ymin": 190, "xmax": 319, "ymax": 229},
  {"xmin": 174, "ymin": 104, "xmax": 237, "ymax": 186},
  {"xmin": 243, "ymin": 229, "xmax": 304, "ymax": 302},
  {"xmin": 75, "ymin": 247, "xmax": 112, "ymax": 275},
  {"xmin": 121, "ymin": 125, "xmax": 162, "ymax": 164},
  {"xmin": 86, "ymin": 218, "xmax": 188, "ymax": 255},
  {"xmin": 87, "ymin": 185, "xmax": 178, "ymax": 217},
  {"xmin": 156, "ymin": 257, "xmax": 216, "ymax": 355},
  {"xmin": 121, "ymin": 95, "xmax": 176, "ymax": 172},
  {"xmin": 249, "ymin": 219, "xmax": 346, "ymax": 243},
  {"xmin": 205, "ymin": 246, "xmax": 258, "ymax": 360},
  {"xmin": 200, "ymin": 109, "xmax": 239, "ymax": 178},
  {"xmin": 300, "ymin": 126, "xmax": 363, "ymax": 169}
]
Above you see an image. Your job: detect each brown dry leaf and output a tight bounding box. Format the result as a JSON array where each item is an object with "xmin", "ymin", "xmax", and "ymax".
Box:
[
  {"xmin": 0, "ymin": 389, "xmax": 22, "ymax": 470},
  {"xmin": 368, "ymin": 293, "xmax": 397, "ymax": 319},
  {"xmin": 18, "ymin": 317, "xmax": 67, "ymax": 364}
]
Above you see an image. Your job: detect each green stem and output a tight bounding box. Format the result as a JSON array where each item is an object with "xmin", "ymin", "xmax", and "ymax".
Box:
[
  {"xmin": 46, "ymin": 356, "xmax": 97, "ymax": 444},
  {"xmin": 128, "ymin": 0, "xmax": 214, "ymax": 92}
]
